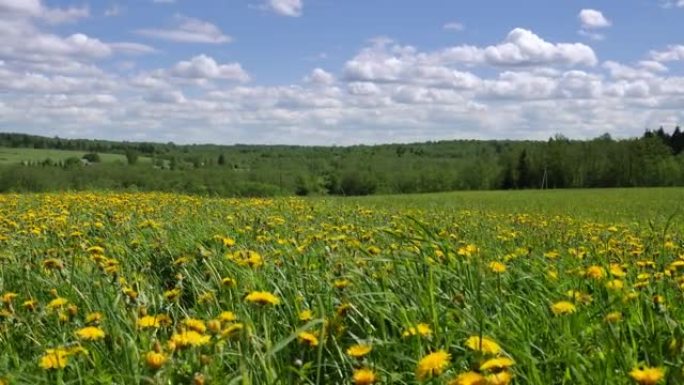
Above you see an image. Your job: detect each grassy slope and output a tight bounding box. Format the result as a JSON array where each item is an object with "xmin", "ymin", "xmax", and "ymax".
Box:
[{"xmin": 0, "ymin": 147, "xmax": 151, "ymax": 164}]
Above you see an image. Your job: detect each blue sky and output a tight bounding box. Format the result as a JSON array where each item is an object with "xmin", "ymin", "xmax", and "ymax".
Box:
[{"xmin": 0, "ymin": 0, "xmax": 683, "ymax": 144}]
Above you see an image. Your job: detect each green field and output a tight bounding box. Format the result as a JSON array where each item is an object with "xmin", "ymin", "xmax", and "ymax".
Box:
[
  {"xmin": 0, "ymin": 188, "xmax": 682, "ymax": 384},
  {"xmin": 0, "ymin": 147, "xmax": 150, "ymax": 164}
]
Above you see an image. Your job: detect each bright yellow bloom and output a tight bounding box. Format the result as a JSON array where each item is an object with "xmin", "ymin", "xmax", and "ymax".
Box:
[
  {"xmin": 245, "ymin": 291, "xmax": 280, "ymax": 306},
  {"xmin": 85, "ymin": 312, "xmax": 103, "ymax": 324},
  {"xmin": 145, "ymin": 351, "xmax": 168, "ymax": 370},
  {"xmin": 183, "ymin": 318, "xmax": 207, "ymax": 333},
  {"xmin": 604, "ymin": 311, "xmax": 623, "ymax": 323},
  {"xmin": 465, "ymin": 336, "xmax": 502, "ymax": 355},
  {"xmin": 488, "ymin": 261, "xmax": 506, "ymax": 273},
  {"xmin": 47, "ymin": 297, "xmax": 68, "ymax": 310},
  {"xmin": 218, "ymin": 311, "xmax": 237, "ymax": 323},
  {"xmin": 486, "ymin": 371, "xmax": 513, "ymax": 385},
  {"xmin": 416, "ymin": 350, "xmax": 451, "ymax": 380},
  {"xmin": 629, "ymin": 366, "xmax": 665, "ymax": 385},
  {"xmin": 606, "ymin": 280, "xmax": 624, "ymax": 291},
  {"xmin": 448, "ymin": 371, "xmax": 486, "ymax": 385},
  {"xmin": 299, "ymin": 309, "xmax": 313, "ymax": 321},
  {"xmin": 1, "ymin": 292, "xmax": 17, "ymax": 303},
  {"xmin": 137, "ymin": 314, "xmax": 170, "ymax": 329},
  {"xmin": 297, "ymin": 331, "xmax": 319, "ymax": 347},
  {"xmin": 220, "ymin": 323, "xmax": 244, "ymax": 338},
  {"xmin": 551, "ymin": 301, "xmax": 577, "ymax": 316},
  {"xmin": 39, "ymin": 348, "xmax": 69, "ymax": 370},
  {"xmin": 353, "ymin": 368, "xmax": 377, "ymax": 385},
  {"xmin": 346, "ymin": 344, "xmax": 372, "ymax": 358},
  {"xmin": 170, "ymin": 330, "xmax": 211, "ymax": 348},
  {"xmin": 480, "ymin": 357, "xmax": 515, "ymax": 371},
  {"xmin": 75, "ymin": 326, "xmax": 106, "ymax": 341},
  {"xmin": 402, "ymin": 323, "xmax": 432, "ymax": 338},
  {"xmin": 585, "ymin": 265, "xmax": 605, "ymax": 280}
]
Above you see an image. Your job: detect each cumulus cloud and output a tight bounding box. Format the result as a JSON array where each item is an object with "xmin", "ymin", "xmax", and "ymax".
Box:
[
  {"xmin": 262, "ymin": 0, "xmax": 302, "ymax": 17},
  {"xmin": 136, "ymin": 15, "xmax": 232, "ymax": 44},
  {"xmin": 0, "ymin": 0, "xmax": 89, "ymax": 24},
  {"xmin": 578, "ymin": 9, "xmax": 611, "ymax": 40},
  {"xmin": 578, "ymin": 9, "xmax": 611, "ymax": 29},
  {"xmin": 166, "ymin": 55, "xmax": 250, "ymax": 82},
  {"xmin": 304, "ymin": 68, "xmax": 335, "ymax": 85},
  {"xmin": 650, "ymin": 45, "xmax": 684, "ymax": 62}
]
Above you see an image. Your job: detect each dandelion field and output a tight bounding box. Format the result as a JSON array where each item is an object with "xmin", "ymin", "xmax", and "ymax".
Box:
[{"xmin": 1, "ymin": 189, "xmax": 684, "ymax": 385}]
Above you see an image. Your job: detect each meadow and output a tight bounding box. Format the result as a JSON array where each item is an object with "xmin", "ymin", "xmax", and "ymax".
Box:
[
  {"xmin": 0, "ymin": 188, "xmax": 683, "ymax": 384},
  {"xmin": 0, "ymin": 147, "xmax": 150, "ymax": 165}
]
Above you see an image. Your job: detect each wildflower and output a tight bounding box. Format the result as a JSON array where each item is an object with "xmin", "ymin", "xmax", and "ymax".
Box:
[
  {"xmin": 605, "ymin": 312, "xmax": 623, "ymax": 323},
  {"xmin": 43, "ymin": 258, "xmax": 64, "ymax": 270},
  {"xmin": 221, "ymin": 277, "xmax": 237, "ymax": 287},
  {"xmin": 486, "ymin": 371, "xmax": 513, "ymax": 385},
  {"xmin": 220, "ymin": 323, "xmax": 244, "ymax": 338},
  {"xmin": 353, "ymin": 368, "xmax": 377, "ymax": 385},
  {"xmin": 22, "ymin": 299, "xmax": 38, "ymax": 311},
  {"xmin": 207, "ymin": 320, "xmax": 221, "ymax": 333},
  {"xmin": 606, "ymin": 280, "xmax": 624, "ymax": 291},
  {"xmin": 163, "ymin": 288, "xmax": 181, "ymax": 301},
  {"xmin": 448, "ymin": 371, "xmax": 486, "ymax": 385},
  {"xmin": 137, "ymin": 314, "xmax": 170, "ymax": 329},
  {"xmin": 245, "ymin": 291, "xmax": 280, "ymax": 306},
  {"xmin": 85, "ymin": 312, "xmax": 103, "ymax": 324},
  {"xmin": 170, "ymin": 330, "xmax": 211, "ymax": 348},
  {"xmin": 629, "ymin": 366, "xmax": 664, "ymax": 385},
  {"xmin": 299, "ymin": 309, "xmax": 313, "ymax": 321},
  {"xmin": 347, "ymin": 344, "xmax": 372, "ymax": 358},
  {"xmin": 183, "ymin": 318, "xmax": 207, "ymax": 333},
  {"xmin": 1, "ymin": 292, "xmax": 17, "ymax": 304},
  {"xmin": 218, "ymin": 311, "xmax": 237, "ymax": 323},
  {"xmin": 75, "ymin": 326, "xmax": 106, "ymax": 341},
  {"xmin": 551, "ymin": 301, "xmax": 577, "ymax": 316},
  {"xmin": 480, "ymin": 357, "xmax": 515, "ymax": 371},
  {"xmin": 403, "ymin": 323, "xmax": 433, "ymax": 338},
  {"xmin": 47, "ymin": 297, "xmax": 68, "ymax": 310},
  {"xmin": 488, "ymin": 261, "xmax": 506, "ymax": 273},
  {"xmin": 298, "ymin": 331, "xmax": 319, "ymax": 347},
  {"xmin": 465, "ymin": 336, "xmax": 502, "ymax": 355},
  {"xmin": 416, "ymin": 350, "xmax": 451, "ymax": 380},
  {"xmin": 145, "ymin": 351, "xmax": 168, "ymax": 370},
  {"xmin": 585, "ymin": 265, "xmax": 605, "ymax": 280},
  {"xmin": 333, "ymin": 279, "xmax": 352, "ymax": 289},
  {"xmin": 39, "ymin": 348, "xmax": 69, "ymax": 370}
]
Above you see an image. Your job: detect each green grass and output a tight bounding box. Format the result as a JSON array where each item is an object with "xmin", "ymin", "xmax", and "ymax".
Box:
[
  {"xmin": 0, "ymin": 189, "xmax": 682, "ymax": 384},
  {"xmin": 0, "ymin": 147, "xmax": 150, "ymax": 164}
]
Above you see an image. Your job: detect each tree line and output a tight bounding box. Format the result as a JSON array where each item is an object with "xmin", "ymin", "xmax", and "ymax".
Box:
[{"xmin": 0, "ymin": 129, "xmax": 683, "ymax": 196}]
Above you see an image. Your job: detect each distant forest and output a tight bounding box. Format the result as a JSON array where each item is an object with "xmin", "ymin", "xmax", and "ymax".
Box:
[{"xmin": 1, "ymin": 128, "xmax": 683, "ymax": 196}]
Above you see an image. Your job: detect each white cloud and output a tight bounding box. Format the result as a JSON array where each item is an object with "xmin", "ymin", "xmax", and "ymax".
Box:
[
  {"xmin": 136, "ymin": 15, "xmax": 232, "ymax": 44},
  {"xmin": 166, "ymin": 55, "xmax": 250, "ymax": 82},
  {"xmin": 263, "ymin": 0, "xmax": 302, "ymax": 17},
  {"xmin": 578, "ymin": 9, "xmax": 611, "ymax": 29},
  {"xmin": 443, "ymin": 22, "xmax": 464, "ymax": 31},
  {"xmin": 650, "ymin": 45, "xmax": 684, "ymax": 62},
  {"xmin": 0, "ymin": 0, "xmax": 89, "ymax": 24},
  {"xmin": 304, "ymin": 68, "xmax": 335, "ymax": 85}
]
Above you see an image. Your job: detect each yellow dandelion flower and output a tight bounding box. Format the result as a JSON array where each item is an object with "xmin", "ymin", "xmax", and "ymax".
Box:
[
  {"xmin": 1, "ymin": 292, "xmax": 17, "ymax": 303},
  {"xmin": 403, "ymin": 323, "xmax": 433, "ymax": 338},
  {"xmin": 22, "ymin": 299, "xmax": 38, "ymax": 311},
  {"xmin": 170, "ymin": 330, "xmax": 211, "ymax": 348},
  {"xmin": 245, "ymin": 291, "xmax": 280, "ymax": 306},
  {"xmin": 297, "ymin": 331, "xmax": 319, "ymax": 347},
  {"xmin": 183, "ymin": 318, "xmax": 207, "ymax": 333},
  {"xmin": 299, "ymin": 309, "xmax": 313, "ymax": 321},
  {"xmin": 75, "ymin": 326, "xmax": 106, "ymax": 341},
  {"xmin": 220, "ymin": 323, "xmax": 244, "ymax": 339},
  {"xmin": 47, "ymin": 297, "xmax": 68, "ymax": 310},
  {"xmin": 85, "ymin": 312, "xmax": 103, "ymax": 324},
  {"xmin": 604, "ymin": 311, "xmax": 623, "ymax": 323},
  {"xmin": 416, "ymin": 350, "xmax": 451, "ymax": 380},
  {"xmin": 488, "ymin": 261, "xmax": 506, "ymax": 273},
  {"xmin": 629, "ymin": 366, "xmax": 664, "ymax": 385},
  {"xmin": 585, "ymin": 265, "xmax": 605, "ymax": 280},
  {"xmin": 39, "ymin": 348, "xmax": 69, "ymax": 370},
  {"xmin": 346, "ymin": 344, "xmax": 372, "ymax": 358},
  {"xmin": 221, "ymin": 277, "xmax": 237, "ymax": 287},
  {"xmin": 448, "ymin": 371, "xmax": 486, "ymax": 385},
  {"xmin": 218, "ymin": 311, "xmax": 237, "ymax": 323},
  {"xmin": 353, "ymin": 368, "xmax": 377, "ymax": 385},
  {"xmin": 480, "ymin": 357, "xmax": 515, "ymax": 371},
  {"xmin": 551, "ymin": 301, "xmax": 577, "ymax": 316},
  {"xmin": 605, "ymin": 280, "xmax": 624, "ymax": 291},
  {"xmin": 145, "ymin": 351, "xmax": 168, "ymax": 370},
  {"xmin": 486, "ymin": 370, "xmax": 513, "ymax": 385},
  {"xmin": 465, "ymin": 336, "xmax": 502, "ymax": 355}
]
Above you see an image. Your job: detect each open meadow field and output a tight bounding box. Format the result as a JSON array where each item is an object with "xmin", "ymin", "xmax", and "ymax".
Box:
[
  {"xmin": 1, "ymin": 188, "xmax": 684, "ymax": 384},
  {"xmin": 0, "ymin": 148, "xmax": 150, "ymax": 165}
]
